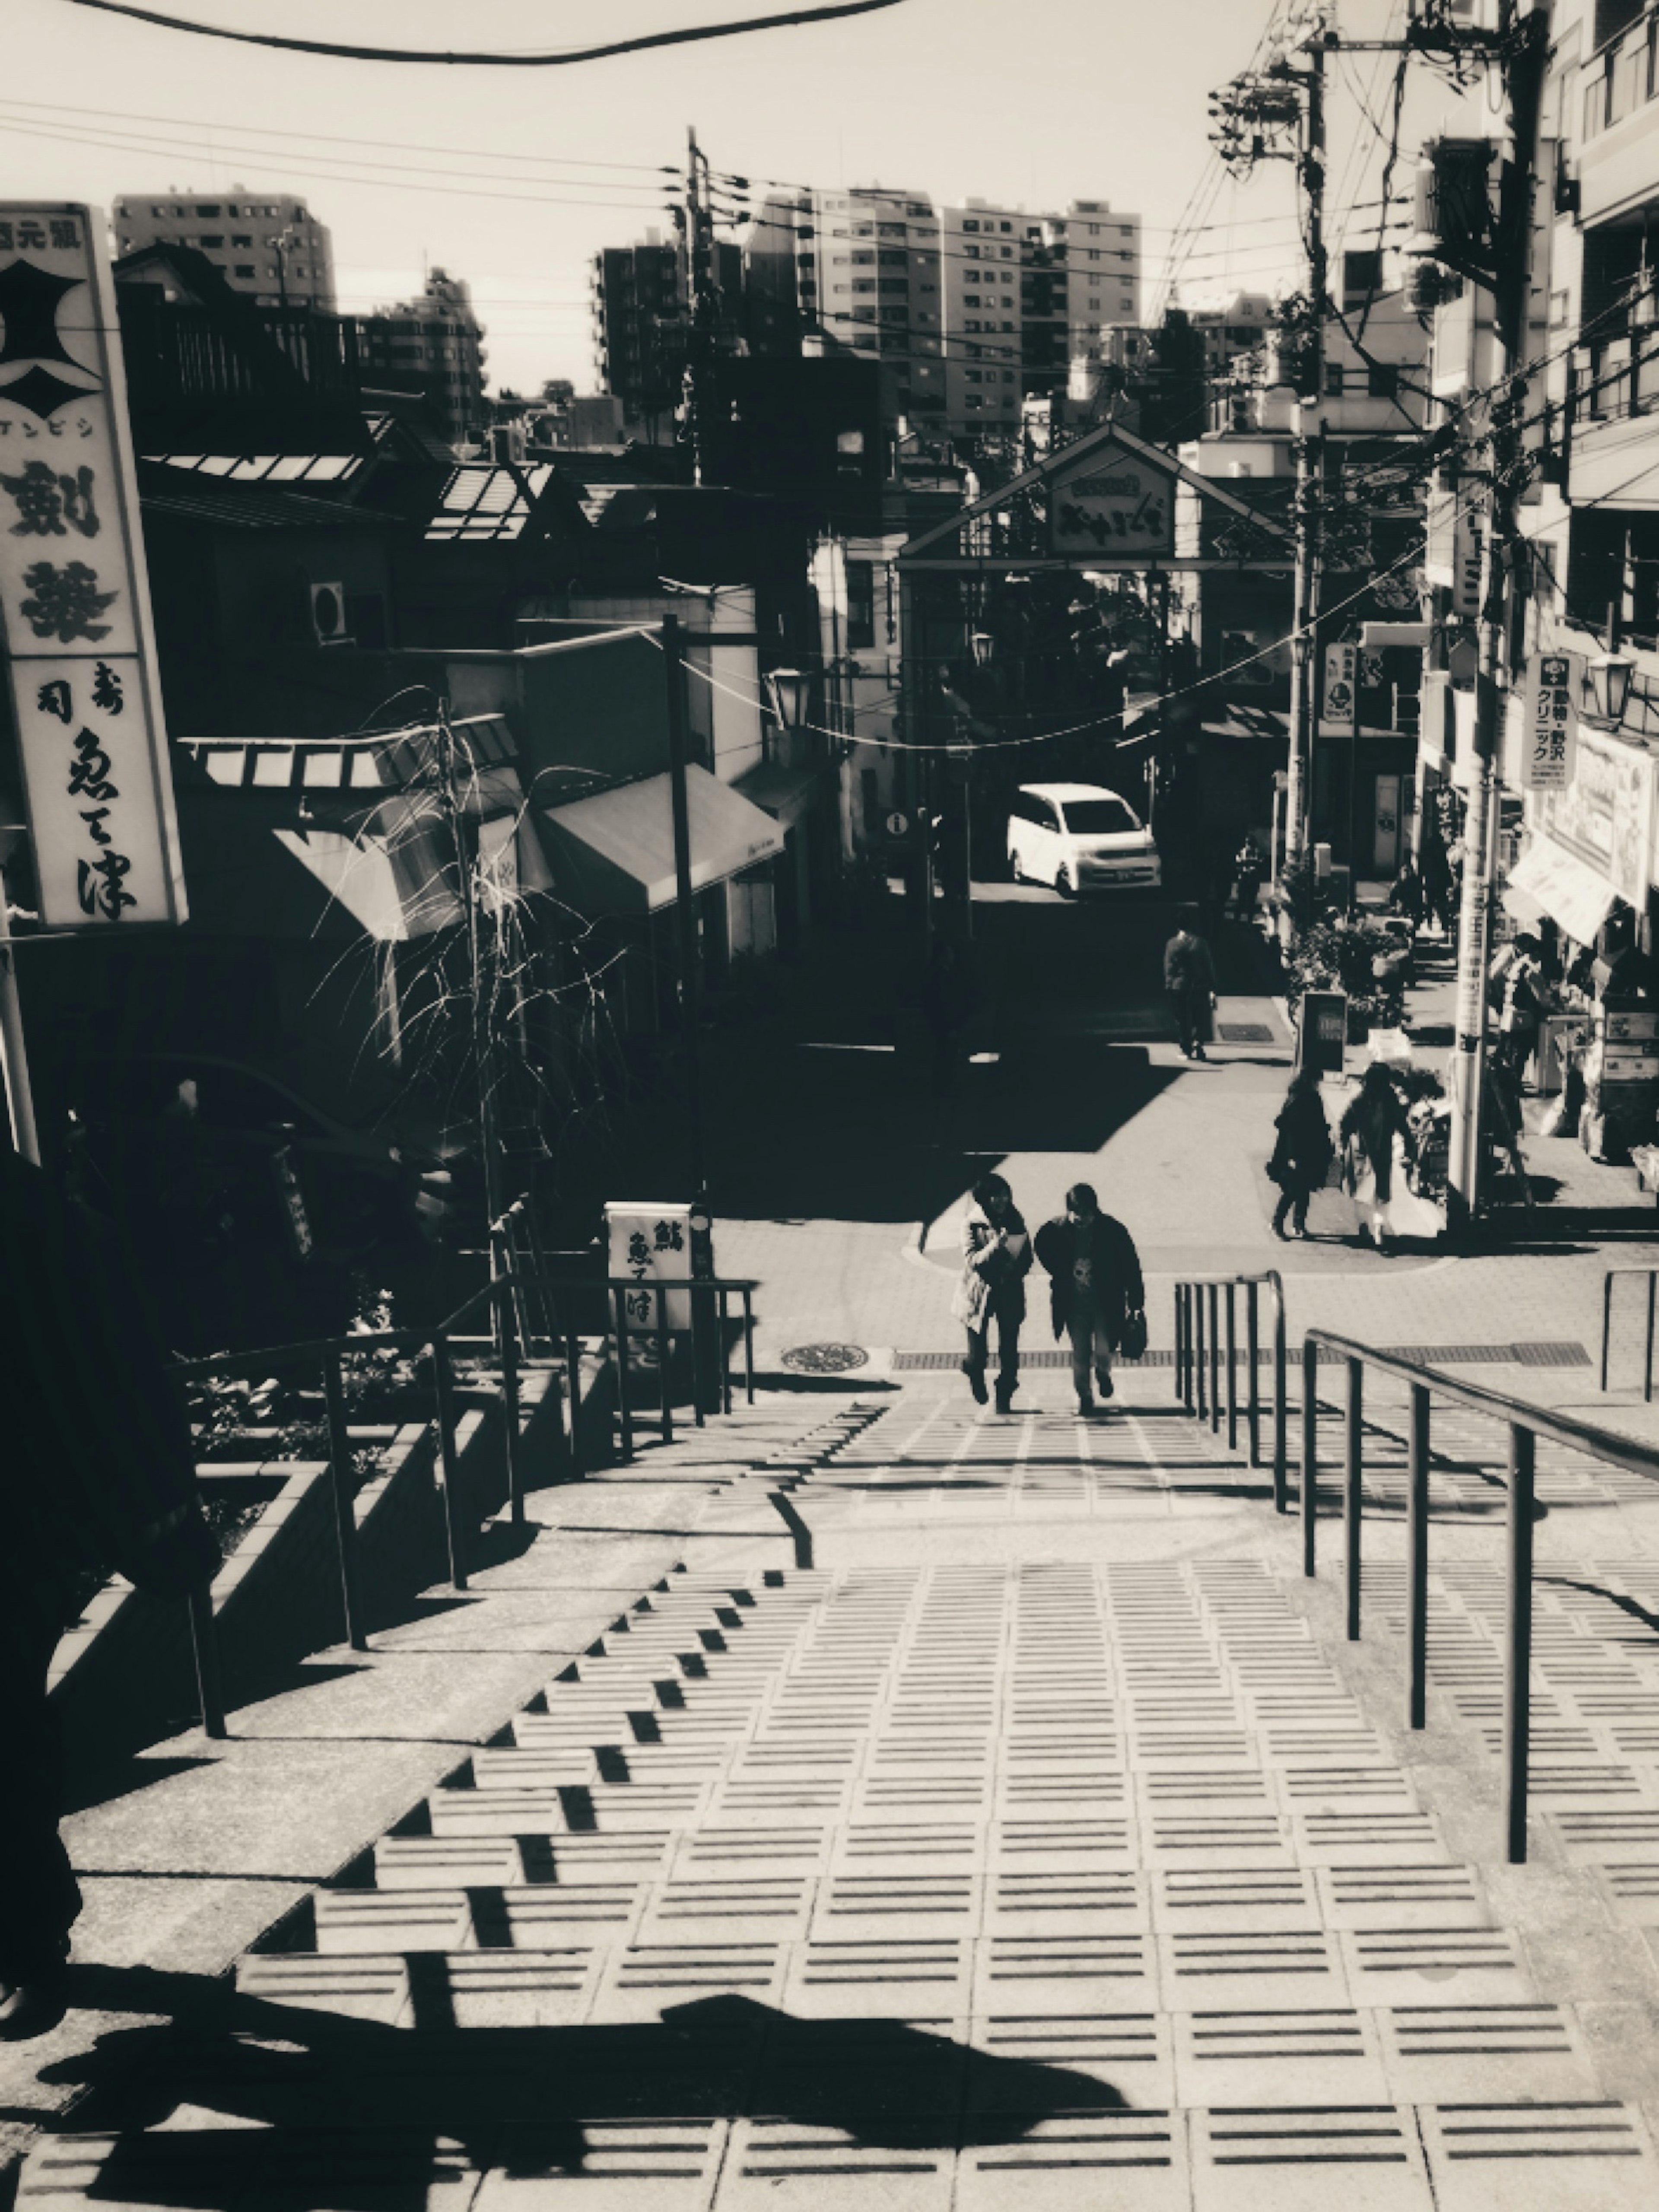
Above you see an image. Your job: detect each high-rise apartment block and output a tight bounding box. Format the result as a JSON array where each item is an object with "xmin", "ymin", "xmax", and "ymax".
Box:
[
  {"xmin": 748, "ymin": 188, "xmax": 1139, "ymax": 440},
  {"xmin": 358, "ymin": 270, "xmax": 488, "ymax": 449},
  {"xmin": 112, "ymin": 189, "xmax": 335, "ymax": 310}
]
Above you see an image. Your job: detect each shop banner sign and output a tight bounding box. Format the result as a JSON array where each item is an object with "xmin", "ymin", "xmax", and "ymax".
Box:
[
  {"xmin": 1047, "ymin": 441, "xmax": 1175, "ymax": 562},
  {"xmin": 0, "ymin": 203, "xmax": 187, "ymax": 927},
  {"xmin": 1319, "ymin": 643, "xmax": 1356, "ymax": 737},
  {"xmin": 1519, "ymin": 649, "xmax": 1580, "ymax": 791},
  {"xmin": 1538, "ymin": 723, "xmax": 1654, "ymax": 912}
]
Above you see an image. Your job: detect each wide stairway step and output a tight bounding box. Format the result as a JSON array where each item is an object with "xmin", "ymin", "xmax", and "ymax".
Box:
[{"xmin": 22, "ymin": 1398, "xmax": 1659, "ymax": 2209}]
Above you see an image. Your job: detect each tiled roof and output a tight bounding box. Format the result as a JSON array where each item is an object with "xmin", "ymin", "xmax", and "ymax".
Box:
[
  {"xmin": 141, "ymin": 451, "xmax": 362, "ymax": 484},
  {"xmin": 137, "ymin": 464, "xmax": 390, "ymax": 532}
]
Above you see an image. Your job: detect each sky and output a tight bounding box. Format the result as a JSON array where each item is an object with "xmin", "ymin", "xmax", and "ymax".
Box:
[{"xmin": 3, "ymin": 0, "xmax": 1478, "ymax": 395}]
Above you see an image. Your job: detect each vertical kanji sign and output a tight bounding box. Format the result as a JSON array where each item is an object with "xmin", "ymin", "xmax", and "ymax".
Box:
[
  {"xmin": 1519, "ymin": 648, "xmax": 1580, "ymax": 792},
  {"xmin": 0, "ymin": 204, "xmax": 187, "ymax": 927}
]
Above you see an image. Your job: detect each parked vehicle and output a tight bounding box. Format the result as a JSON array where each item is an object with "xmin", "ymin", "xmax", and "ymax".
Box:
[{"xmin": 1007, "ymin": 782, "xmax": 1161, "ymax": 896}]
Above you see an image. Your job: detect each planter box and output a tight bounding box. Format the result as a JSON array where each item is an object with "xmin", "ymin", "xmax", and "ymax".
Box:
[{"xmin": 49, "ymin": 1357, "xmax": 599, "ymax": 1773}]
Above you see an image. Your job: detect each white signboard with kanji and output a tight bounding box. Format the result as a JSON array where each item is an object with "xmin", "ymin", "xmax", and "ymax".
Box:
[
  {"xmin": 1519, "ymin": 649, "xmax": 1580, "ymax": 791},
  {"xmin": 0, "ymin": 203, "xmax": 187, "ymax": 927},
  {"xmin": 1047, "ymin": 441, "xmax": 1175, "ymax": 561},
  {"xmin": 605, "ymin": 1200, "xmax": 696, "ymax": 1336},
  {"xmin": 1319, "ymin": 642, "xmax": 1357, "ymax": 737}
]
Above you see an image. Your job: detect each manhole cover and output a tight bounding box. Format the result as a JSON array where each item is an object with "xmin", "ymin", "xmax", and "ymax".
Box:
[
  {"xmin": 782, "ymin": 1342, "xmax": 869, "ymax": 1373},
  {"xmin": 1217, "ymin": 1023, "xmax": 1275, "ymax": 1043}
]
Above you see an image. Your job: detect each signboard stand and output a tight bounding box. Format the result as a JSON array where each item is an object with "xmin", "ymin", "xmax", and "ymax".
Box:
[{"xmin": 1298, "ymin": 990, "xmax": 1348, "ymax": 1079}]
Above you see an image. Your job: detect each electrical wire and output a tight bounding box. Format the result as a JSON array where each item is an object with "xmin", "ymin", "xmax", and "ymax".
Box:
[{"xmin": 58, "ymin": 0, "xmax": 915, "ymax": 68}]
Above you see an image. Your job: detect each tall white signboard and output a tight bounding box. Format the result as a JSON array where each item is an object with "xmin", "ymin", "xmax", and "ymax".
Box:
[{"xmin": 0, "ymin": 203, "xmax": 187, "ymax": 926}]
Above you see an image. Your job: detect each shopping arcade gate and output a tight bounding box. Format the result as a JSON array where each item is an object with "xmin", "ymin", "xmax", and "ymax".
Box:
[{"xmin": 896, "ymin": 416, "xmax": 1296, "ymax": 582}]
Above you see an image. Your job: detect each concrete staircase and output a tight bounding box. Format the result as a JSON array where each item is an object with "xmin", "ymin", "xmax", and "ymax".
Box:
[{"xmin": 19, "ymin": 1386, "xmax": 1659, "ymax": 2209}]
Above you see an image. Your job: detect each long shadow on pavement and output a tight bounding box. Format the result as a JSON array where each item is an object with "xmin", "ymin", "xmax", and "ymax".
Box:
[{"xmin": 31, "ymin": 1970, "xmax": 1131, "ymax": 2208}]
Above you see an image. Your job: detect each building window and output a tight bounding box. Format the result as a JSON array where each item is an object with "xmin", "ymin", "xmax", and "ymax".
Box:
[
  {"xmin": 847, "ymin": 560, "xmax": 876, "ymax": 649},
  {"xmin": 234, "ymin": 264, "xmax": 256, "ymax": 278},
  {"xmin": 1324, "ymin": 362, "xmax": 1345, "ymax": 396},
  {"xmin": 232, "ymin": 233, "xmax": 252, "ymax": 247},
  {"xmin": 195, "ymin": 203, "xmax": 220, "ymax": 216},
  {"xmin": 963, "ymin": 218, "xmax": 979, "ymax": 232},
  {"xmin": 199, "ymin": 233, "xmax": 223, "ymax": 247}
]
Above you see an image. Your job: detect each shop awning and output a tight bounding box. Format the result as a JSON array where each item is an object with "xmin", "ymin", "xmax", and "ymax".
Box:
[
  {"xmin": 1504, "ymin": 835, "xmax": 1617, "ymax": 947},
  {"xmin": 732, "ymin": 758, "xmax": 823, "ymax": 827},
  {"xmin": 541, "ymin": 766, "xmax": 785, "ymax": 915},
  {"xmin": 1199, "ymin": 709, "xmax": 1292, "ymax": 744}
]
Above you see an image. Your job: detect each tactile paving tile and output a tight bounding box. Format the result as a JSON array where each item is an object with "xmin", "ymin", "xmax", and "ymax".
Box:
[
  {"xmin": 1416, "ymin": 2101, "xmax": 1656, "ymax": 2212},
  {"xmin": 958, "ymin": 2109, "xmax": 1191, "ymax": 2209},
  {"xmin": 1189, "ymin": 2105, "xmax": 1434, "ymax": 2212}
]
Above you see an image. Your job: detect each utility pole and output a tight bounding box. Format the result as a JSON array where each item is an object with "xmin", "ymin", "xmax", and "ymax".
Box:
[
  {"xmin": 661, "ymin": 613, "xmax": 708, "ymax": 1199},
  {"xmin": 683, "ymin": 127, "xmax": 719, "ymax": 486},
  {"xmin": 1210, "ymin": 30, "xmax": 1328, "ymax": 877},
  {"xmin": 1445, "ymin": 1, "xmax": 1552, "ymax": 1229},
  {"xmin": 1288, "ymin": 44, "xmax": 1325, "ymax": 874}
]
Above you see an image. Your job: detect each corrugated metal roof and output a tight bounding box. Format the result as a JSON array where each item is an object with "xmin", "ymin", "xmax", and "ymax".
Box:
[
  {"xmin": 175, "ymin": 715, "xmax": 518, "ymax": 791},
  {"xmin": 425, "ymin": 463, "xmax": 557, "ymax": 542},
  {"xmin": 141, "ymin": 451, "xmax": 362, "ymax": 484}
]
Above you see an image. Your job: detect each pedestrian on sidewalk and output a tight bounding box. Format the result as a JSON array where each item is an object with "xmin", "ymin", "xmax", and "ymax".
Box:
[
  {"xmin": 952, "ymin": 1173, "xmax": 1033, "ymax": 1413},
  {"xmin": 1387, "ymin": 857, "xmax": 1424, "ymax": 929},
  {"xmin": 1339, "ymin": 1062, "xmax": 1412, "ymax": 1254},
  {"xmin": 1163, "ymin": 906, "xmax": 1218, "ymax": 1061},
  {"xmin": 1420, "ymin": 835, "xmax": 1454, "ymax": 937},
  {"xmin": 1267, "ymin": 1069, "xmax": 1334, "ymax": 1240},
  {"xmin": 1035, "ymin": 1183, "xmax": 1145, "ymax": 1416},
  {"xmin": 0, "ymin": 1148, "xmax": 219, "ymax": 2040}
]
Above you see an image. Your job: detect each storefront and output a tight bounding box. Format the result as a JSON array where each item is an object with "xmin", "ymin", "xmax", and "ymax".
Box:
[{"xmin": 1513, "ymin": 726, "xmax": 1656, "ymax": 956}]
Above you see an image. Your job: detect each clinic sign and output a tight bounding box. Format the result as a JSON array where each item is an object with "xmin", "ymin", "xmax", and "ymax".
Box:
[
  {"xmin": 1518, "ymin": 649, "xmax": 1580, "ymax": 792},
  {"xmin": 0, "ymin": 204, "xmax": 187, "ymax": 927},
  {"xmin": 1048, "ymin": 441, "xmax": 1175, "ymax": 561}
]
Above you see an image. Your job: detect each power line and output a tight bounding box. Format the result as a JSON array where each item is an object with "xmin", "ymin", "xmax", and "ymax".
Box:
[
  {"xmin": 58, "ymin": 0, "xmax": 915, "ymax": 67},
  {"xmin": 0, "ymin": 95, "xmax": 675, "ymax": 175}
]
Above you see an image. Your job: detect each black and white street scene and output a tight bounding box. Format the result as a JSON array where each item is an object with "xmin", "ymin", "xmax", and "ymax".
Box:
[{"xmin": 16, "ymin": 0, "xmax": 1659, "ymax": 2202}]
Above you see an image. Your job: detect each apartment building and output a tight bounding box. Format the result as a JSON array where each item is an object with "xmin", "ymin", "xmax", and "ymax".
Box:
[
  {"xmin": 112, "ymin": 189, "xmax": 335, "ymax": 310},
  {"xmin": 358, "ymin": 269, "xmax": 488, "ymax": 450}
]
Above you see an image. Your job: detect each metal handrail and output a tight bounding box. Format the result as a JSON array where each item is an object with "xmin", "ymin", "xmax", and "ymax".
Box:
[
  {"xmin": 1172, "ymin": 1271, "xmax": 1288, "ymax": 1507},
  {"xmin": 1300, "ymin": 1325, "xmax": 1659, "ymax": 1865},
  {"xmin": 1601, "ymin": 1267, "xmax": 1659, "ymax": 1401},
  {"xmin": 165, "ymin": 1214, "xmax": 761, "ymax": 1742}
]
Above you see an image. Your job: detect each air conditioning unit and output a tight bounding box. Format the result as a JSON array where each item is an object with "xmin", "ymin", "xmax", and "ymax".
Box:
[{"xmin": 308, "ymin": 580, "xmax": 352, "ymax": 647}]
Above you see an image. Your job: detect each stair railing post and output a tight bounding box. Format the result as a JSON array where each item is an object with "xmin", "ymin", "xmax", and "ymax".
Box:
[
  {"xmin": 1174, "ymin": 1286, "xmax": 1186, "ymax": 1407},
  {"xmin": 1601, "ymin": 1271, "xmax": 1613, "ymax": 1392},
  {"xmin": 430, "ymin": 1332, "xmax": 468, "ymax": 1592},
  {"xmin": 322, "ymin": 1348, "xmax": 369, "ymax": 1650},
  {"xmin": 1344, "ymin": 1357, "xmax": 1363, "ymax": 1641},
  {"xmin": 493, "ymin": 1252, "xmax": 525, "ymax": 1528},
  {"xmin": 1246, "ymin": 1281, "xmax": 1261, "ymax": 1468},
  {"xmin": 1302, "ymin": 1338, "xmax": 1319, "ymax": 1577},
  {"xmin": 612, "ymin": 1284, "xmax": 635, "ymax": 1464},
  {"xmin": 1504, "ymin": 1422, "xmax": 1536, "ymax": 1865},
  {"xmin": 655, "ymin": 1293, "xmax": 674, "ymax": 1446},
  {"xmin": 1407, "ymin": 1382, "xmax": 1430, "ymax": 1730},
  {"xmin": 1225, "ymin": 1283, "xmax": 1238, "ymax": 1451},
  {"xmin": 187, "ymin": 1581, "xmax": 227, "ymax": 1740},
  {"xmin": 1194, "ymin": 1286, "xmax": 1208, "ymax": 1420},
  {"xmin": 1647, "ymin": 1273, "xmax": 1656, "ymax": 1405},
  {"xmin": 1272, "ymin": 1283, "xmax": 1288, "ymax": 1514},
  {"xmin": 1207, "ymin": 1282, "xmax": 1220, "ymax": 1432}
]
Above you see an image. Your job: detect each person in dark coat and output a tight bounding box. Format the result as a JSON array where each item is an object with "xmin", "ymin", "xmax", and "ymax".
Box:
[
  {"xmin": 1163, "ymin": 906, "xmax": 1218, "ymax": 1060},
  {"xmin": 1339, "ymin": 1062, "xmax": 1411, "ymax": 1253},
  {"xmin": 1420, "ymin": 835, "xmax": 1454, "ymax": 937},
  {"xmin": 951, "ymin": 1173, "xmax": 1033, "ymax": 1414},
  {"xmin": 1034, "ymin": 1183, "xmax": 1144, "ymax": 1416},
  {"xmin": 0, "ymin": 1147, "xmax": 218, "ymax": 2038},
  {"xmin": 1268, "ymin": 1069, "xmax": 1334, "ymax": 1240},
  {"xmin": 1388, "ymin": 858, "xmax": 1424, "ymax": 928}
]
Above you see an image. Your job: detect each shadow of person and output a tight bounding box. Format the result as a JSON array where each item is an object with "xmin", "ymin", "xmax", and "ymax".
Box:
[{"xmin": 31, "ymin": 1976, "xmax": 1128, "ymax": 2206}]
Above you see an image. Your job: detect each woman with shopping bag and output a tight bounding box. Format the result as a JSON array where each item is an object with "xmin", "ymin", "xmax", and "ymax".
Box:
[{"xmin": 1339, "ymin": 1063, "xmax": 1421, "ymax": 1253}]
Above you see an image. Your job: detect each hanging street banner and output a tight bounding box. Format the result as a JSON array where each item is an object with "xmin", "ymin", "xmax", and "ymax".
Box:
[
  {"xmin": 0, "ymin": 203, "xmax": 188, "ymax": 927},
  {"xmin": 1319, "ymin": 642, "xmax": 1357, "ymax": 737},
  {"xmin": 1518, "ymin": 649, "xmax": 1580, "ymax": 792},
  {"xmin": 1047, "ymin": 439, "xmax": 1176, "ymax": 562}
]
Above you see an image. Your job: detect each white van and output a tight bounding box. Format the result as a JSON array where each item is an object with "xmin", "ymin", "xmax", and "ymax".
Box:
[{"xmin": 1006, "ymin": 782, "xmax": 1161, "ymax": 896}]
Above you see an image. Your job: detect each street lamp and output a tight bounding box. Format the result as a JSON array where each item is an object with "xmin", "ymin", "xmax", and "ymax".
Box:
[
  {"xmin": 1585, "ymin": 648, "xmax": 1637, "ymax": 730},
  {"xmin": 766, "ymin": 667, "xmax": 812, "ymax": 734}
]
